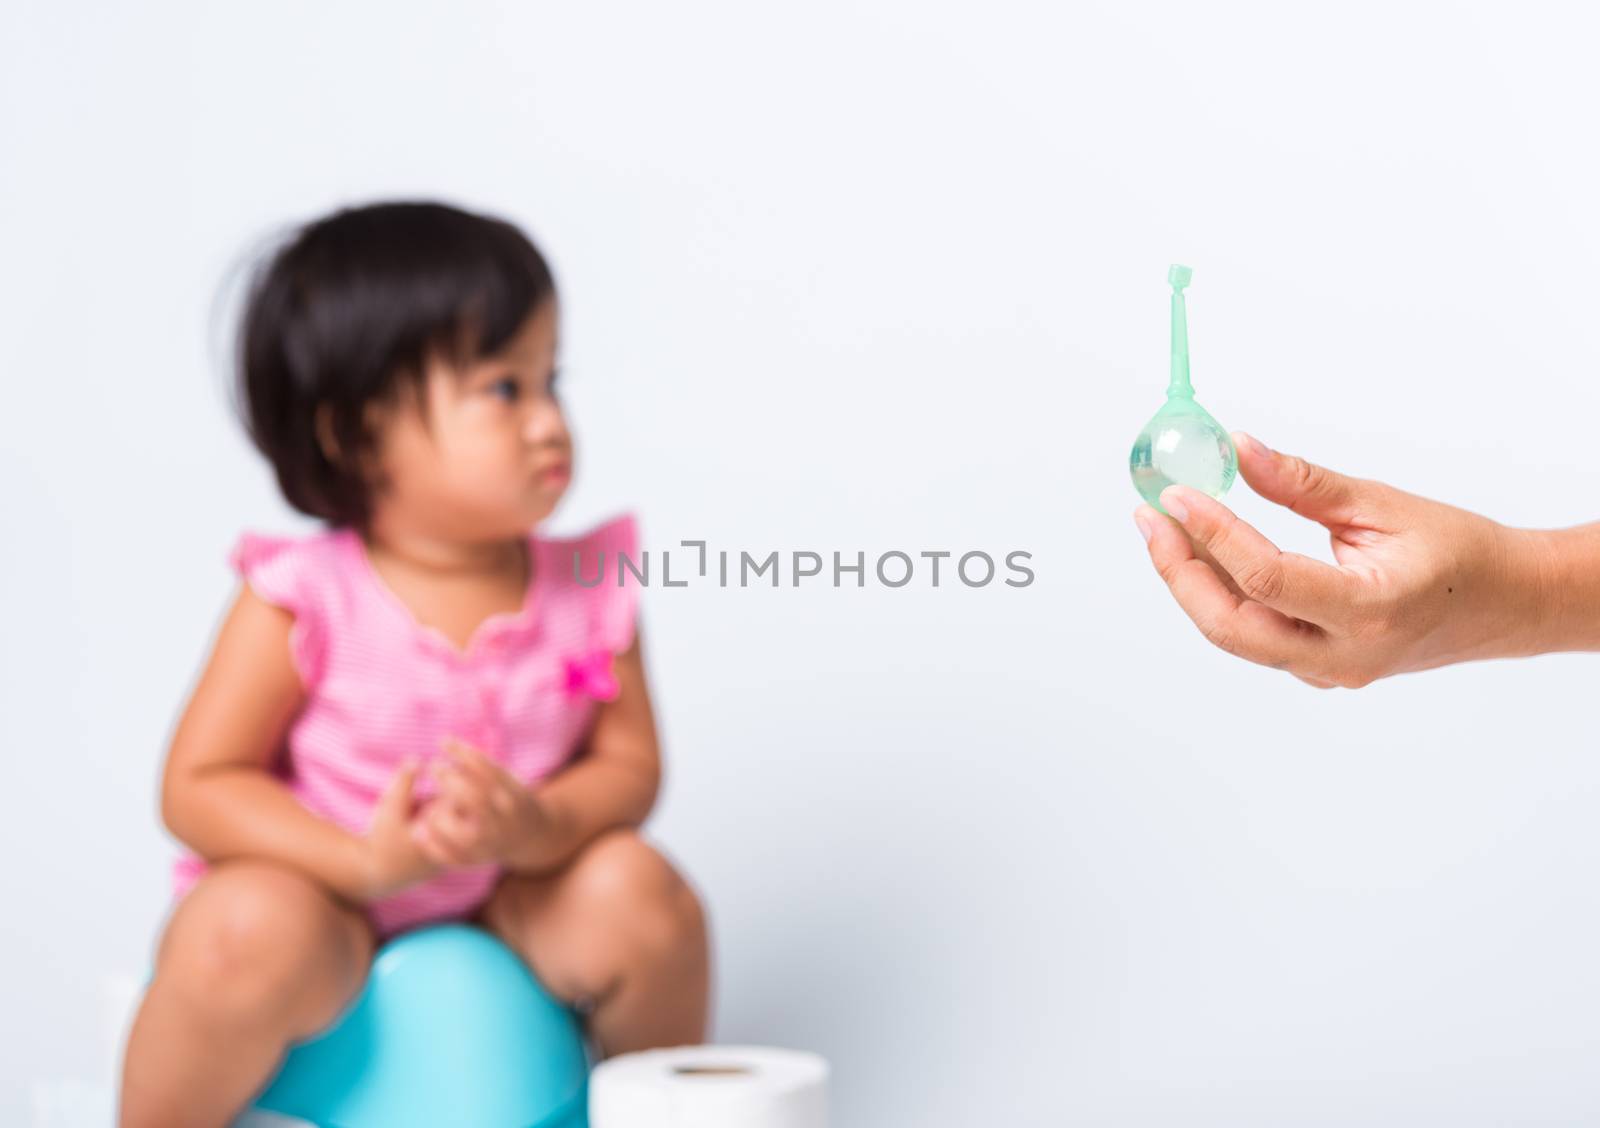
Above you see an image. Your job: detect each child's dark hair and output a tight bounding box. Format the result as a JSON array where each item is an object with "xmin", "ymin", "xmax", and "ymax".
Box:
[{"xmin": 232, "ymin": 199, "xmax": 557, "ymax": 530}]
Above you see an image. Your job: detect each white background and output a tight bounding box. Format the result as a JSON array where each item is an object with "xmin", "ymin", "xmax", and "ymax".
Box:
[{"xmin": 5, "ymin": 2, "xmax": 1600, "ymax": 1124}]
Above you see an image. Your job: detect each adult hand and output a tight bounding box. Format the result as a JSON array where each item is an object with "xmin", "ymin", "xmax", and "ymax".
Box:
[{"xmin": 1132, "ymin": 431, "xmax": 1558, "ymax": 688}]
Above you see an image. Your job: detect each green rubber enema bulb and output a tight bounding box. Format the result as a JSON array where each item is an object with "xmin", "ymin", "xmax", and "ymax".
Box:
[{"xmin": 1129, "ymin": 263, "xmax": 1237, "ymax": 514}]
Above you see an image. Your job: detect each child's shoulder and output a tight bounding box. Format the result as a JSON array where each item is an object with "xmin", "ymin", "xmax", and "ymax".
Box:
[
  {"xmin": 534, "ymin": 511, "xmax": 642, "ymax": 653},
  {"xmin": 228, "ymin": 524, "xmax": 348, "ymax": 575},
  {"xmin": 225, "ymin": 525, "xmax": 349, "ymax": 690},
  {"xmin": 227, "ymin": 525, "xmax": 352, "ymax": 606}
]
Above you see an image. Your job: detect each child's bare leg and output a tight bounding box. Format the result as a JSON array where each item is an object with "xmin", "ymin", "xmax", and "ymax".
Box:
[
  {"xmin": 476, "ymin": 827, "xmax": 711, "ymax": 1057},
  {"xmin": 120, "ymin": 859, "xmax": 375, "ymax": 1128}
]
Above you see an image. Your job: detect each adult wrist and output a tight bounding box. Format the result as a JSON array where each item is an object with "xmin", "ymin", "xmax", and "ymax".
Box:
[{"xmin": 1512, "ymin": 522, "xmax": 1600, "ymax": 656}]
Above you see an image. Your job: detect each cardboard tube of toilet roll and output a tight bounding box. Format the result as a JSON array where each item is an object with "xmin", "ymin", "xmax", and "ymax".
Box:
[{"xmin": 589, "ymin": 1044, "xmax": 828, "ymax": 1128}]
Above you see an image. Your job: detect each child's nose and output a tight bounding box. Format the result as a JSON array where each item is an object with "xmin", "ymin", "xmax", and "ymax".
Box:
[{"xmin": 521, "ymin": 402, "xmax": 564, "ymax": 444}]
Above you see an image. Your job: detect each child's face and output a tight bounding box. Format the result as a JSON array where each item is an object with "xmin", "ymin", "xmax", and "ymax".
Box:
[{"xmin": 364, "ymin": 298, "xmax": 572, "ymax": 539}]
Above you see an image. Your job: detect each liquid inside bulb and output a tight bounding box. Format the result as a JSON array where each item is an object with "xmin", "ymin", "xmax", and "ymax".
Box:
[{"xmin": 1129, "ymin": 403, "xmax": 1237, "ymax": 510}]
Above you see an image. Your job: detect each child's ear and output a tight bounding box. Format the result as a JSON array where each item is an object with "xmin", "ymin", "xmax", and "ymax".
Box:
[
  {"xmin": 313, "ymin": 402, "xmax": 342, "ymax": 464},
  {"xmin": 315, "ymin": 401, "xmax": 386, "ymax": 467}
]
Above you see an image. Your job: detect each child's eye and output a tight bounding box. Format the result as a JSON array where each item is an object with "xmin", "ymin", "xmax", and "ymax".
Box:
[{"xmin": 490, "ymin": 376, "xmax": 521, "ymax": 402}]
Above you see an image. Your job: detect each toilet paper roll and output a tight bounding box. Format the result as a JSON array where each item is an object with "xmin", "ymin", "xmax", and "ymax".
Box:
[{"xmin": 589, "ymin": 1044, "xmax": 828, "ymax": 1128}]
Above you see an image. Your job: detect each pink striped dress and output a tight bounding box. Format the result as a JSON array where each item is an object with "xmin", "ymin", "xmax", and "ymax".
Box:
[{"xmin": 170, "ymin": 512, "xmax": 641, "ymax": 938}]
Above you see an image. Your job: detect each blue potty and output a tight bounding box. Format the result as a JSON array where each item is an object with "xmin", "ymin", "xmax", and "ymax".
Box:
[{"xmin": 245, "ymin": 923, "xmax": 591, "ymax": 1128}]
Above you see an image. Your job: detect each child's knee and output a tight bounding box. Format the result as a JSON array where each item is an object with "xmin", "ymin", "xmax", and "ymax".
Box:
[
  {"xmin": 575, "ymin": 831, "xmax": 706, "ymax": 952},
  {"xmin": 158, "ymin": 860, "xmax": 361, "ymax": 1018}
]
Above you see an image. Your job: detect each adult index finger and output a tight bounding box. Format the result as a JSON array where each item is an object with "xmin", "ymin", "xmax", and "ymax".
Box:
[
  {"xmin": 1158, "ymin": 484, "xmax": 1364, "ymax": 629},
  {"xmin": 1137, "ymin": 502, "xmax": 1331, "ymax": 672}
]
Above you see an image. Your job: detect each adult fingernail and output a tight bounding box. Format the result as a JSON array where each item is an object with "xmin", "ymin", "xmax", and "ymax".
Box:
[
  {"xmin": 1161, "ymin": 487, "xmax": 1190, "ymax": 523},
  {"xmin": 1235, "ymin": 431, "xmax": 1269, "ymax": 457},
  {"xmin": 1134, "ymin": 511, "xmax": 1153, "ymax": 543}
]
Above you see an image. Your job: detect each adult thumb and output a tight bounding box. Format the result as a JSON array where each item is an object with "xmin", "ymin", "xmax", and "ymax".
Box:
[{"xmin": 1232, "ymin": 431, "xmax": 1378, "ymax": 528}]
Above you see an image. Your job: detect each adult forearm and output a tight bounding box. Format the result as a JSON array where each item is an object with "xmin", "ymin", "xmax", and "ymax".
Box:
[
  {"xmin": 506, "ymin": 754, "xmax": 658, "ymax": 874},
  {"xmin": 1516, "ymin": 521, "xmax": 1600, "ymax": 656},
  {"xmin": 163, "ymin": 768, "xmax": 368, "ymax": 902}
]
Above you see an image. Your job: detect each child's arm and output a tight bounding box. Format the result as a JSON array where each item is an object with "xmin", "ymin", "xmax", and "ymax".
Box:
[
  {"xmin": 505, "ymin": 627, "xmax": 662, "ymax": 874},
  {"xmin": 161, "ymin": 583, "xmax": 436, "ymax": 903}
]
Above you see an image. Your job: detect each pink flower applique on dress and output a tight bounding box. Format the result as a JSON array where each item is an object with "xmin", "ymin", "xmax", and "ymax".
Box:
[{"xmin": 563, "ymin": 646, "xmax": 620, "ymax": 701}]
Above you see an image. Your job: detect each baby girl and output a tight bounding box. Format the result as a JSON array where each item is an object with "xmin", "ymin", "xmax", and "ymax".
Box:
[{"xmin": 119, "ymin": 200, "xmax": 711, "ymax": 1127}]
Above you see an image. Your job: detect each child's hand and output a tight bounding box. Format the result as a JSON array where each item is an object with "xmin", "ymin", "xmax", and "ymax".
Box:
[
  {"xmin": 357, "ymin": 757, "xmax": 444, "ymax": 900},
  {"xmin": 412, "ymin": 738, "xmax": 556, "ymax": 869}
]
